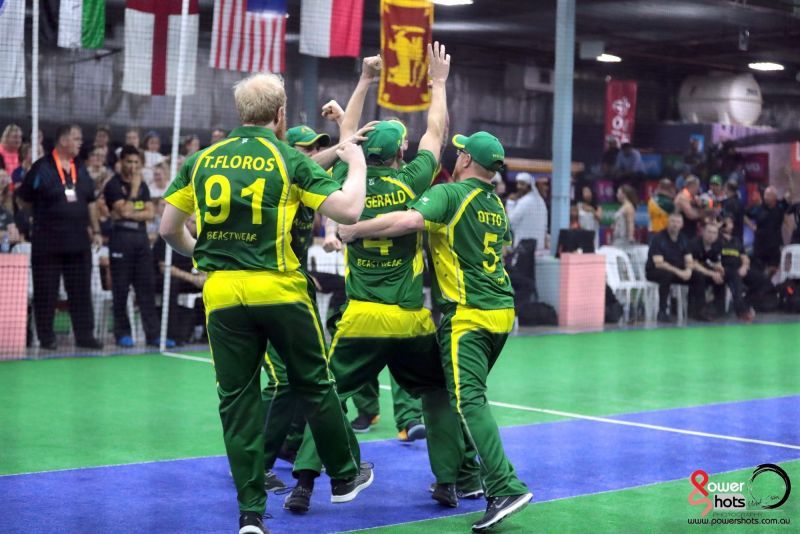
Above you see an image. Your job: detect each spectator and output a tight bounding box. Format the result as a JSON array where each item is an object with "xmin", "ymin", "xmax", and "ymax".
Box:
[
  {"xmin": 149, "ymin": 161, "xmax": 170, "ymax": 198},
  {"xmin": 721, "ymin": 179, "xmax": 745, "ymax": 242},
  {"xmin": 141, "ymin": 131, "xmax": 165, "ymax": 168},
  {"xmin": 209, "ymin": 128, "xmax": 227, "ymax": 145},
  {"xmin": 11, "ymin": 143, "xmax": 32, "ymax": 186},
  {"xmin": 179, "ymin": 135, "xmax": 201, "ymax": 167},
  {"xmin": 612, "ymin": 184, "xmax": 637, "ymax": 247},
  {"xmin": 684, "ymin": 136, "xmax": 704, "ymax": 175},
  {"xmin": 0, "ymin": 124, "xmax": 23, "ymax": 173},
  {"xmin": 648, "ymin": 178, "xmax": 675, "ymax": 233},
  {"xmin": 576, "ymin": 184, "xmax": 601, "ymax": 247},
  {"xmin": 613, "ymin": 143, "xmax": 645, "ymax": 183},
  {"xmin": 104, "ymin": 145, "xmax": 170, "ymax": 348},
  {"xmin": 81, "ymin": 124, "xmax": 116, "ymax": 169},
  {"xmin": 15, "ymin": 124, "xmax": 103, "ymax": 350},
  {"xmin": 708, "ymin": 175, "xmax": 725, "ymax": 205},
  {"xmin": 506, "ymin": 172, "xmax": 547, "ymax": 251},
  {"xmin": 675, "ymin": 165, "xmax": 697, "ymax": 191},
  {"xmin": 85, "ymin": 147, "xmax": 113, "ymax": 191},
  {"xmin": 717, "ymin": 213, "xmax": 756, "ymax": 321},
  {"xmin": 689, "ymin": 223, "xmax": 724, "ymax": 321},
  {"xmin": 675, "ymin": 175, "xmax": 702, "ymax": 239},
  {"xmin": 645, "ymin": 212, "xmax": 694, "ymax": 322},
  {"xmin": 601, "ymin": 135, "xmax": 620, "ymax": 177},
  {"xmin": 746, "ymin": 186, "xmax": 788, "ymax": 273},
  {"xmin": 153, "ymin": 214, "xmax": 205, "ymax": 345},
  {"xmin": 0, "ymin": 154, "xmax": 11, "ymax": 213},
  {"xmin": 0, "ymin": 200, "xmax": 20, "ymax": 252},
  {"xmin": 114, "ymin": 128, "xmax": 141, "ymax": 170}
]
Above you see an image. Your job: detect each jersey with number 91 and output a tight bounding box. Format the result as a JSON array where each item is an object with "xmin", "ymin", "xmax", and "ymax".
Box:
[
  {"xmin": 331, "ymin": 150, "xmax": 438, "ymax": 309},
  {"xmin": 409, "ymin": 178, "xmax": 514, "ymax": 310},
  {"xmin": 163, "ymin": 127, "xmax": 341, "ymax": 272}
]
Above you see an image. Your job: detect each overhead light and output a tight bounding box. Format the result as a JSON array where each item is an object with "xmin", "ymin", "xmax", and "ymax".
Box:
[
  {"xmin": 597, "ymin": 53, "xmax": 621, "ymax": 63},
  {"xmin": 433, "ymin": 0, "xmax": 474, "ymax": 5},
  {"xmin": 748, "ymin": 62, "xmax": 784, "ymax": 71}
]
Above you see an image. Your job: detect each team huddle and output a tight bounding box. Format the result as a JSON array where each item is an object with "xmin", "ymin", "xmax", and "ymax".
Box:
[{"xmin": 159, "ymin": 42, "xmax": 532, "ymax": 534}]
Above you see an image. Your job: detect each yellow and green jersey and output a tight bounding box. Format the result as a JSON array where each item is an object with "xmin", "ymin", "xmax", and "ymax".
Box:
[
  {"xmin": 163, "ymin": 126, "xmax": 340, "ymax": 272},
  {"xmin": 331, "ymin": 150, "xmax": 437, "ymax": 309},
  {"xmin": 409, "ymin": 178, "xmax": 514, "ymax": 310}
]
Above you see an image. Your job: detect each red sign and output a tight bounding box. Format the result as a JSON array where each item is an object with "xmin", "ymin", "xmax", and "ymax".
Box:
[
  {"xmin": 378, "ymin": 0, "xmax": 433, "ymax": 112},
  {"xmin": 792, "ymin": 142, "xmax": 800, "ymax": 171},
  {"xmin": 605, "ymin": 80, "xmax": 638, "ymax": 146},
  {"xmin": 743, "ymin": 152, "xmax": 769, "ymax": 182}
]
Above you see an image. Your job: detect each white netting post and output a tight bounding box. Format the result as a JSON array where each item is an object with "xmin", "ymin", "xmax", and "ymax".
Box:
[
  {"xmin": 31, "ymin": 0, "xmax": 40, "ymax": 162},
  {"xmin": 159, "ymin": 0, "xmax": 192, "ymax": 353}
]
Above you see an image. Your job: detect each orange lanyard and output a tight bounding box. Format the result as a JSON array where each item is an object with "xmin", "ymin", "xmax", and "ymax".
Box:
[{"xmin": 52, "ymin": 149, "xmax": 77, "ymax": 189}]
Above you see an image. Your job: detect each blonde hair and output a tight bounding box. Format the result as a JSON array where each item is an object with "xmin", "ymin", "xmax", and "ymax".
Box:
[
  {"xmin": 1, "ymin": 124, "xmax": 22, "ymax": 145},
  {"xmin": 233, "ymin": 73, "xmax": 286, "ymax": 125}
]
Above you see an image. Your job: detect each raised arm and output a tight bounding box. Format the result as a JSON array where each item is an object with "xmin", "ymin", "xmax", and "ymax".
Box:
[
  {"xmin": 316, "ymin": 142, "xmax": 367, "ymax": 224},
  {"xmin": 338, "ymin": 210, "xmax": 425, "ymax": 243},
  {"xmin": 339, "ymin": 55, "xmax": 382, "ymax": 140},
  {"xmin": 417, "ymin": 42, "xmax": 451, "ymax": 161}
]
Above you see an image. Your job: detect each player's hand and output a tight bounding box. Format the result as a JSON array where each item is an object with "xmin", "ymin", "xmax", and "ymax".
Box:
[
  {"xmin": 321, "ymin": 100, "xmax": 344, "ymax": 123},
  {"xmin": 428, "ymin": 41, "xmax": 451, "ymax": 84},
  {"xmin": 91, "ymin": 232, "xmax": 103, "ymax": 249},
  {"xmin": 738, "ymin": 265, "xmax": 748, "ymax": 278},
  {"xmin": 336, "ymin": 142, "xmax": 365, "ymax": 167},
  {"xmin": 679, "ymin": 268, "xmax": 692, "ymax": 281},
  {"xmin": 338, "ymin": 224, "xmax": 358, "ymax": 244},
  {"xmin": 345, "ymin": 121, "xmax": 379, "ymax": 145},
  {"xmin": 323, "ymin": 232, "xmax": 343, "ymax": 252},
  {"xmin": 711, "ymin": 272, "xmax": 724, "ymax": 285},
  {"xmin": 361, "ymin": 55, "xmax": 382, "ymax": 81}
]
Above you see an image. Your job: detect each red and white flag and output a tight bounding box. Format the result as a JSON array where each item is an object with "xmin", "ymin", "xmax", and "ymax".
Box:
[
  {"xmin": 300, "ymin": 0, "xmax": 363, "ymax": 58},
  {"xmin": 122, "ymin": 0, "xmax": 199, "ymax": 96},
  {"xmin": 210, "ymin": 0, "xmax": 286, "ymax": 73}
]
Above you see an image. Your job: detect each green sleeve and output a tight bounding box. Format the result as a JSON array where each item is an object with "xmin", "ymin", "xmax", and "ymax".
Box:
[
  {"xmin": 289, "ymin": 148, "xmax": 342, "ymax": 210},
  {"xmin": 408, "ymin": 184, "xmax": 454, "ymax": 231},
  {"xmin": 163, "ymin": 152, "xmax": 201, "ymax": 214},
  {"xmin": 330, "ymin": 159, "xmax": 348, "ymax": 185},
  {"xmin": 397, "ymin": 150, "xmax": 437, "ymax": 197}
]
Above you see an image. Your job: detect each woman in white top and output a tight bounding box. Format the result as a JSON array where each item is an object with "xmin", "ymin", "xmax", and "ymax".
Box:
[
  {"xmin": 612, "ymin": 184, "xmax": 637, "ymax": 247},
  {"xmin": 577, "ymin": 185, "xmax": 602, "ymax": 248}
]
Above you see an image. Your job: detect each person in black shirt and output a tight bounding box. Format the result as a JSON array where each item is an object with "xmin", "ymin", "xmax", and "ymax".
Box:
[
  {"xmin": 788, "ymin": 201, "xmax": 800, "ymax": 244},
  {"xmin": 15, "ymin": 124, "xmax": 103, "ymax": 350},
  {"xmin": 721, "ymin": 179, "xmax": 744, "ymax": 242},
  {"xmin": 689, "ymin": 223, "xmax": 725, "ymax": 321},
  {"xmin": 746, "ymin": 186, "xmax": 788, "ymax": 273},
  {"xmin": 646, "ymin": 212, "xmax": 695, "ymax": 322},
  {"xmin": 718, "ymin": 213, "xmax": 755, "ymax": 321},
  {"xmin": 104, "ymin": 145, "xmax": 171, "ymax": 348}
]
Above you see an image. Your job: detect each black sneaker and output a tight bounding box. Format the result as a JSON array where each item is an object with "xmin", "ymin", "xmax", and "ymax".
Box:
[
  {"xmin": 431, "ymin": 483, "xmax": 458, "ymax": 508},
  {"xmin": 429, "ymin": 482, "xmax": 484, "ymax": 500},
  {"xmin": 239, "ymin": 512, "xmax": 268, "ymax": 534},
  {"xmin": 656, "ymin": 310, "xmax": 671, "ymax": 323},
  {"xmin": 398, "ymin": 420, "xmax": 426, "ymax": 443},
  {"xmin": 330, "ymin": 463, "xmax": 374, "ymax": 503},
  {"xmin": 471, "ymin": 492, "xmax": 533, "ymax": 532},
  {"xmin": 350, "ymin": 413, "xmax": 379, "ymax": 433},
  {"xmin": 283, "ymin": 485, "xmax": 312, "ymax": 513},
  {"xmin": 264, "ymin": 470, "xmax": 286, "ymax": 492}
]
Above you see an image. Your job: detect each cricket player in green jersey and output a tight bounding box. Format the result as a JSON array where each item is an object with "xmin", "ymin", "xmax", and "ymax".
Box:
[
  {"xmin": 160, "ymin": 73, "xmax": 373, "ymax": 534},
  {"xmin": 339, "ymin": 131, "xmax": 533, "ymax": 532},
  {"xmin": 284, "ymin": 42, "xmax": 477, "ymax": 514}
]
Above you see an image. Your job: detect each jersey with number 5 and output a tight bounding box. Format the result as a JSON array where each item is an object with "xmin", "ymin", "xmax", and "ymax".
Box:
[
  {"xmin": 163, "ymin": 126, "xmax": 341, "ymax": 272},
  {"xmin": 409, "ymin": 178, "xmax": 514, "ymax": 310},
  {"xmin": 331, "ymin": 150, "xmax": 437, "ymax": 309}
]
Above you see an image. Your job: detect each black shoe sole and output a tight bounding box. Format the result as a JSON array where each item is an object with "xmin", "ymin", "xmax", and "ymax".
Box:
[
  {"xmin": 432, "ymin": 491, "xmax": 458, "ymax": 508},
  {"xmin": 330, "ymin": 468, "xmax": 374, "ymax": 503},
  {"xmin": 472, "ymin": 493, "xmax": 533, "ymax": 532}
]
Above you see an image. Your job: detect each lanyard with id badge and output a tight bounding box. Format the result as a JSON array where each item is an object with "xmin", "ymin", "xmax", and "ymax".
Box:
[{"xmin": 53, "ymin": 149, "xmax": 78, "ymax": 202}]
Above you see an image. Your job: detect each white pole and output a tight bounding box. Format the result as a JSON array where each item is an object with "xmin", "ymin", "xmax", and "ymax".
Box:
[
  {"xmin": 159, "ymin": 0, "xmax": 191, "ymax": 352},
  {"xmin": 31, "ymin": 0, "xmax": 40, "ymax": 161}
]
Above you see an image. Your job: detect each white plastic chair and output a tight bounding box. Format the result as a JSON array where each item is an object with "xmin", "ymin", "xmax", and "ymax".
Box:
[
  {"xmin": 625, "ymin": 245, "xmax": 659, "ymax": 322},
  {"xmin": 778, "ymin": 245, "xmax": 800, "ymax": 284},
  {"xmin": 597, "ymin": 246, "xmax": 650, "ymax": 322}
]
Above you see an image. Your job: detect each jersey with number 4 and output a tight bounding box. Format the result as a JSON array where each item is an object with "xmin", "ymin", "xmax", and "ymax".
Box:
[
  {"xmin": 163, "ymin": 126, "xmax": 340, "ymax": 272},
  {"xmin": 409, "ymin": 178, "xmax": 514, "ymax": 310},
  {"xmin": 331, "ymin": 150, "xmax": 437, "ymax": 309}
]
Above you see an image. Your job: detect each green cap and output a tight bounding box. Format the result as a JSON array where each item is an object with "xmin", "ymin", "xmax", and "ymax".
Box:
[
  {"xmin": 710, "ymin": 174, "xmax": 723, "ymax": 186},
  {"xmin": 362, "ymin": 121, "xmax": 405, "ymax": 163},
  {"xmin": 452, "ymin": 131, "xmax": 505, "ymax": 171},
  {"xmin": 286, "ymin": 125, "xmax": 331, "ymax": 148}
]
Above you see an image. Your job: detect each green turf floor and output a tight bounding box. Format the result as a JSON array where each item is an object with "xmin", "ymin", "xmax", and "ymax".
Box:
[{"xmin": 1, "ymin": 322, "xmax": 798, "ymax": 476}]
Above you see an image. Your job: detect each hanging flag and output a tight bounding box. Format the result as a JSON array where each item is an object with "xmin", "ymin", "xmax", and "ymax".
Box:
[
  {"xmin": 58, "ymin": 0, "xmax": 106, "ymax": 48},
  {"xmin": 210, "ymin": 0, "xmax": 287, "ymax": 73},
  {"xmin": 300, "ymin": 0, "xmax": 364, "ymax": 58},
  {"xmin": 604, "ymin": 79, "xmax": 638, "ymax": 146},
  {"xmin": 122, "ymin": 0, "xmax": 199, "ymax": 96},
  {"xmin": 378, "ymin": 0, "xmax": 433, "ymax": 112},
  {"xmin": 0, "ymin": 0, "xmax": 25, "ymax": 98}
]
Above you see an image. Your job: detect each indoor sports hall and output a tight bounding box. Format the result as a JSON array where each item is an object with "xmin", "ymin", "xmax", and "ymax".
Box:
[{"xmin": 1, "ymin": 1, "xmax": 798, "ymax": 533}]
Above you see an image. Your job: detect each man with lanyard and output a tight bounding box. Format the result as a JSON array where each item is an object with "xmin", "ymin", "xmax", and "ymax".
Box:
[
  {"xmin": 16, "ymin": 124, "xmax": 103, "ymax": 350},
  {"xmin": 285, "ymin": 43, "xmax": 479, "ymax": 514},
  {"xmin": 103, "ymin": 145, "xmax": 170, "ymax": 348},
  {"xmin": 160, "ymin": 73, "xmax": 373, "ymax": 534},
  {"xmin": 339, "ymin": 129, "xmax": 534, "ymax": 532}
]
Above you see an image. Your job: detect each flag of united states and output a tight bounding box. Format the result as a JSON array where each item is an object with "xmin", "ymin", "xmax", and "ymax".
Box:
[{"xmin": 209, "ymin": 0, "xmax": 286, "ymax": 73}]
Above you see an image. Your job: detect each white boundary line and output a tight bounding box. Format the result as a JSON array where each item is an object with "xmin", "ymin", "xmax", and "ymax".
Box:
[{"xmin": 162, "ymin": 353, "xmax": 800, "ymax": 451}]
